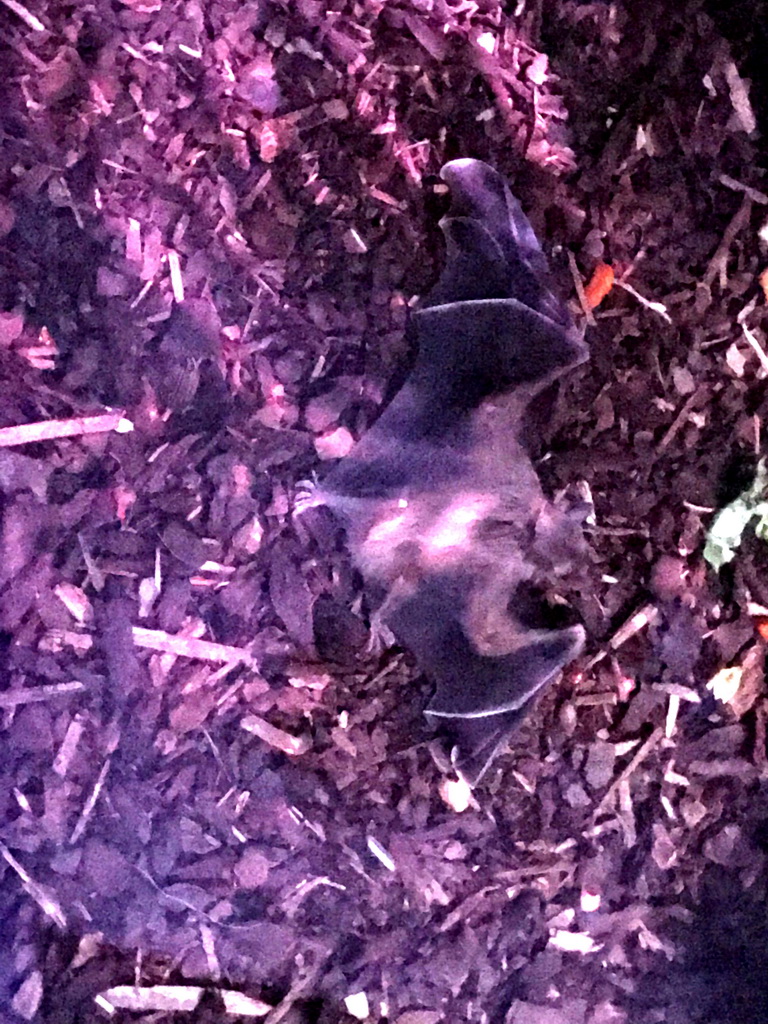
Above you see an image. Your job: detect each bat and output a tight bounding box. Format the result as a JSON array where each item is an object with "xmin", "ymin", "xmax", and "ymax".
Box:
[{"xmin": 297, "ymin": 158, "xmax": 588, "ymax": 784}]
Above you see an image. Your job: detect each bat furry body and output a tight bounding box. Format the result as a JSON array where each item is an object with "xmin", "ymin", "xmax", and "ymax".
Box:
[{"xmin": 300, "ymin": 159, "xmax": 588, "ymax": 784}]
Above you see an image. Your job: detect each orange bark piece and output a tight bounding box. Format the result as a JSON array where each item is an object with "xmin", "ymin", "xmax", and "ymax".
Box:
[{"xmin": 584, "ymin": 262, "xmax": 615, "ymax": 309}]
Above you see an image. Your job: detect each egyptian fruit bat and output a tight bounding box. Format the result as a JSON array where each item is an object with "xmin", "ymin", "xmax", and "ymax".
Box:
[{"xmin": 298, "ymin": 158, "xmax": 588, "ymax": 784}]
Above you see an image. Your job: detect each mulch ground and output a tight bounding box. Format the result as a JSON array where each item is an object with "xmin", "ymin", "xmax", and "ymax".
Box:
[{"xmin": 2, "ymin": 1, "xmax": 768, "ymax": 1022}]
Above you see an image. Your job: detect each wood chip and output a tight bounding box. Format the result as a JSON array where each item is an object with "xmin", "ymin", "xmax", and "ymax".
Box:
[
  {"xmin": 0, "ymin": 412, "xmax": 133, "ymax": 447},
  {"xmin": 220, "ymin": 991, "xmax": 273, "ymax": 1016},
  {"xmin": 95, "ymin": 986, "xmax": 203, "ymax": 1013},
  {"xmin": 241, "ymin": 714, "xmax": 311, "ymax": 756},
  {"xmin": 0, "ymin": 0, "xmax": 44, "ymax": 31},
  {"xmin": 132, "ymin": 627, "xmax": 256, "ymax": 666}
]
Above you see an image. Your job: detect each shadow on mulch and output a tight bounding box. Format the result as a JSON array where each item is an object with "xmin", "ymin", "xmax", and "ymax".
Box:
[{"xmin": 627, "ymin": 860, "xmax": 768, "ymax": 1024}]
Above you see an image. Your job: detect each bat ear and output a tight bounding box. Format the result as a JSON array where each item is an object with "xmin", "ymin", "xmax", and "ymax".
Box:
[{"xmin": 425, "ymin": 623, "xmax": 585, "ymax": 719}]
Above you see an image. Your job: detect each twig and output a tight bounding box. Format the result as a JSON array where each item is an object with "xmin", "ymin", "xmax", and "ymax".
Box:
[
  {"xmin": 567, "ymin": 250, "xmax": 596, "ymax": 325},
  {"xmin": 583, "ymin": 603, "xmax": 660, "ymax": 671},
  {"xmin": 0, "ymin": 411, "xmax": 133, "ymax": 447},
  {"xmin": 241, "ymin": 714, "xmax": 311, "ymax": 756},
  {"xmin": 0, "ymin": 681, "xmax": 86, "ymax": 708},
  {"xmin": 132, "ymin": 627, "xmax": 256, "ymax": 666},
  {"xmin": 591, "ymin": 726, "xmax": 663, "ymax": 821},
  {"xmin": 95, "ymin": 986, "xmax": 202, "ymax": 1014},
  {"xmin": 614, "ymin": 280, "xmax": 672, "ymax": 323},
  {"xmin": 741, "ymin": 321, "xmax": 768, "ymax": 376},
  {"xmin": 652, "ymin": 682, "xmax": 701, "ymax": 703},
  {"xmin": 53, "ymin": 715, "xmax": 86, "ymax": 777},
  {"xmin": 0, "ymin": 0, "xmax": 44, "ymax": 31},
  {"xmin": 704, "ymin": 195, "xmax": 752, "ymax": 289},
  {"xmin": 264, "ymin": 948, "xmax": 333, "ymax": 1024},
  {"xmin": 0, "ymin": 842, "xmax": 67, "ymax": 928},
  {"xmin": 438, "ymin": 885, "xmax": 501, "ymax": 934},
  {"xmin": 69, "ymin": 752, "xmax": 114, "ymax": 844},
  {"xmin": 665, "ymin": 693, "xmax": 681, "ymax": 738},
  {"xmin": 587, "ymin": 525, "xmax": 649, "ymax": 537},
  {"xmin": 658, "ymin": 390, "xmax": 701, "ymax": 453},
  {"xmin": 718, "ymin": 173, "xmax": 768, "ymax": 206},
  {"xmin": 167, "ymin": 250, "xmax": 184, "ymax": 303}
]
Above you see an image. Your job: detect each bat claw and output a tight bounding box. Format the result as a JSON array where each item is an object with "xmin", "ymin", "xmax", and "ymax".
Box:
[
  {"xmin": 555, "ymin": 478, "xmax": 595, "ymax": 526},
  {"xmin": 365, "ymin": 615, "xmax": 396, "ymax": 657},
  {"xmin": 293, "ymin": 474, "xmax": 323, "ymax": 516}
]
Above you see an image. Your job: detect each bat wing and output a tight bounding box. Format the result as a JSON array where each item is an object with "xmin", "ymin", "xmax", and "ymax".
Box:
[
  {"xmin": 391, "ymin": 569, "xmax": 583, "ymax": 786},
  {"xmin": 440, "ymin": 709, "xmax": 531, "ymax": 787},
  {"xmin": 311, "ymin": 381, "xmax": 474, "ymax": 514},
  {"xmin": 309, "ymin": 157, "xmax": 587, "ymax": 498},
  {"xmin": 410, "ymin": 298, "xmax": 586, "ymax": 428},
  {"xmin": 423, "ymin": 622, "xmax": 585, "ymax": 718},
  {"xmin": 434, "ymin": 158, "xmax": 567, "ymax": 324},
  {"xmin": 426, "ymin": 217, "xmax": 540, "ymax": 307},
  {"xmin": 440, "ymin": 159, "xmax": 547, "ymax": 271},
  {"xmin": 402, "ymin": 156, "xmax": 586, "ymax": 430},
  {"xmin": 385, "ymin": 570, "xmax": 585, "ymax": 718}
]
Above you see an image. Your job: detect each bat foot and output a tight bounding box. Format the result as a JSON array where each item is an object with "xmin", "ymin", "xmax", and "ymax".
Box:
[
  {"xmin": 554, "ymin": 478, "xmax": 595, "ymax": 526},
  {"xmin": 292, "ymin": 474, "xmax": 323, "ymax": 517},
  {"xmin": 365, "ymin": 613, "xmax": 396, "ymax": 656}
]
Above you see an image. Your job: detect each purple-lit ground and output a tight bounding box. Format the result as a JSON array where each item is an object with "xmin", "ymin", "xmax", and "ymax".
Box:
[{"xmin": 1, "ymin": 1, "xmax": 768, "ymax": 1021}]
